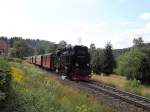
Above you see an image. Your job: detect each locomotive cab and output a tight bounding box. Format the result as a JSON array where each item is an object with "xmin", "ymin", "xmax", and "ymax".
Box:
[{"xmin": 55, "ymin": 45, "xmax": 91, "ymax": 80}]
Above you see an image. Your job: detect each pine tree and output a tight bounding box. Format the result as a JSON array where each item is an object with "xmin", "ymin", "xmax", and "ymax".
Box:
[{"xmin": 102, "ymin": 42, "xmax": 116, "ymax": 75}]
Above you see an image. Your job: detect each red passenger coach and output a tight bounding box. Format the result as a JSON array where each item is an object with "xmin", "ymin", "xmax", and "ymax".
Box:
[
  {"xmin": 42, "ymin": 53, "xmax": 55, "ymax": 70},
  {"xmin": 36, "ymin": 55, "xmax": 43, "ymax": 66}
]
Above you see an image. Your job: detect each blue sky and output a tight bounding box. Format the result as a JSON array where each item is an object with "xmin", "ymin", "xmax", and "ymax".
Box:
[{"xmin": 0, "ymin": 0, "xmax": 150, "ymax": 48}]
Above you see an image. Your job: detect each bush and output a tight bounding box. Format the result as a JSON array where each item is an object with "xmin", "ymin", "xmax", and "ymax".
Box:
[
  {"xmin": 116, "ymin": 49, "xmax": 150, "ymax": 84},
  {"xmin": 0, "ymin": 57, "xmax": 11, "ymax": 109}
]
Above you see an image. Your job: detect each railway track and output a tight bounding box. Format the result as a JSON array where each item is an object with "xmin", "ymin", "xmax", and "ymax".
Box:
[
  {"xmin": 78, "ymin": 80, "xmax": 150, "ymax": 112},
  {"xmin": 48, "ymin": 71, "xmax": 150, "ymax": 111}
]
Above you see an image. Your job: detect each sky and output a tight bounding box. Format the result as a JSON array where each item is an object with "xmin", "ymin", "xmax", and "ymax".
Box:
[{"xmin": 0, "ymin": 0, "xmax": 150, "ymax": 49}]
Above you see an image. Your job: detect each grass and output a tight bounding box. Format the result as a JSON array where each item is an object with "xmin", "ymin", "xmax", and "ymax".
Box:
[
  {"xmin": 92, "ymin": 74, "xmax": 150, "ymax": 98},
  {"xmin": 92, "ymin": 74, "xmax": 127, "ymax": 89},
  {"xmin": 7, "ymin": 62, "xmax": 114, "ymax": 112}
]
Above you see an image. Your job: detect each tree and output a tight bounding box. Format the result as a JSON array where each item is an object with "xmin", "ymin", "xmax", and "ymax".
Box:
[
  {"xmin": 9, "ymin": 37, "xmax": 22, "ymax": 48},
  {"xmin": 133, "ymin": 37, "xmax": 144, "ymax": 47},
  {"xmin": 48, "ymin": 43, "xmax": 58, "ymax": 53},
  {"xmin": 11, "ymin": 39, "xmax": 34, "ymax": 58},
  {"xmin": 57, "ymin": 40, "xmax": 67, "ymax": 49},
  {"xmin": 37, "ymin": 45, "xmax": 45, "ymax": 55},
  {"xmin": 66, "ymin": 44, "xmax": 72, "ymax": 48},
  {"xmin": 92, "ymin": 48, "xmax": 104, "ymax": 74},
  {"xmin": 0, "ymin": 36, "xmax": 8, "ymax": 44},
  {"xmin": 27, "ymin": 47, "xmax": 34, "ymax": 56},
  {"xmin": 116, "ymin": 48, "xmax": 150, "ymax": 84},
  {"xmin": 102, "ymin": 42, "xmax": 116, "ymax": 75},
  {"xmin": 138, "ymin": 56, "xmax": 150, "ymax": 84},
  {"xmin": 90, "ymin": 43, "xmax": 96, "ymax": 52}
]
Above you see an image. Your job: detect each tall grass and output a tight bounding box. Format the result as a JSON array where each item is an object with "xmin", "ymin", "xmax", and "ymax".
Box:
[
  {"xmin": 125, "ymin": 79, "xmax": 142, "ymax": 95},
  {"xmin": 8, "ymin": 62, "xmax": 114, "ymax": 112}
]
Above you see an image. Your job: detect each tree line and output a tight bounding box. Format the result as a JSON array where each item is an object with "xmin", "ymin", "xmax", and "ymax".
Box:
[
  {"xmin": 90, "ymin": 37, "xmax": 150, "ymax": 84},
  {"xmin": 0, "ymin": 36, "xmax": 68, "ymax": 58},
  {"xmin": 89, "ymin": 42, "xmax": 116, "ymax": 75}
]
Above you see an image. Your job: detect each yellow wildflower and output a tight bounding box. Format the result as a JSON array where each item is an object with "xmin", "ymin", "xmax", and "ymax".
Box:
[{"xmin": 11, "ymin": 67, "xmax": 23, "ymax": 83}]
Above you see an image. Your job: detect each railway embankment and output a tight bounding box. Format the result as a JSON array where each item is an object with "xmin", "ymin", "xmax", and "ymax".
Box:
[{"xmin": 5, "ymin": 62, "xmax": 114, "ymax": 112}]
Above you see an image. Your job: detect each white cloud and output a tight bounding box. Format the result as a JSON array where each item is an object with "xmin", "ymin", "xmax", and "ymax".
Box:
[
  {"xmin": 109, "ymin": 21, "xmax": 150, "ymax": 49},
  {"xmin": 138, "ymin": 13, "xmax": 150, "ymax": 20}
]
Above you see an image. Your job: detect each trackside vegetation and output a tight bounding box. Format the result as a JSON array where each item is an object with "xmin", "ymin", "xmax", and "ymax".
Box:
[
  {"xmin": 90, "ymin": 37, "xmax": 150, "ymax": 85},
  {"xmin": 90, "ymin": 42, "xmax": 116, "ymax": 75},
  {"xmin": 0, "ymin": 57, "xmax": 11, "ymax": 110},
  {"xmin": 116, "ymin": 48, "xmax": 150, "ymax": 84},
  {"xmin": 91, "ymin": 37, "xmax": 150, "ymax": 98},
  {"xmin": 92, "ymin": 75, "xmax": 150, "ymax": 98},
  {"xmin": 7, "ymin": 62, "xmax": 114, "ymax": 112}
]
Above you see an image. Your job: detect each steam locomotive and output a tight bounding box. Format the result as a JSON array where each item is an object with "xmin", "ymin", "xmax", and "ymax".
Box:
[{"xmin": 27, "ymin": 45, "xmax": 91, "ymax": 81}]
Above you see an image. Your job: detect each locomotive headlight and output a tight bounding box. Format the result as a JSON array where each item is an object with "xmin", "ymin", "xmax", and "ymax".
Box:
[
  {"xmin": 87, "ymin": 64, "xmax": 90, "ymax": 66},
  {"xmin": 75, "ymin": 63, "xmax": 79, "ymax": 67}
]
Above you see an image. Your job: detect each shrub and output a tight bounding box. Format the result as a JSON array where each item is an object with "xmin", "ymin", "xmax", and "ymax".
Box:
[
  {"xmin": 125, "ymin": 79, "xmax": 142, "ymax": 95},
  {"xmin": 0, "ymin": 57, "xmax": 11, "ymax": 108}
]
